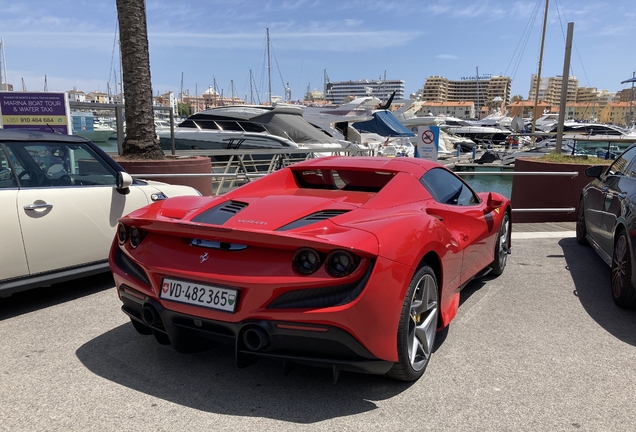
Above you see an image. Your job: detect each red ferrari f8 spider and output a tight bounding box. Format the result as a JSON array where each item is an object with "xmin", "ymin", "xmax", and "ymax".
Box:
[{"xmin": 110, "ymin": 156, "xmax": 511, "ymax": 381}]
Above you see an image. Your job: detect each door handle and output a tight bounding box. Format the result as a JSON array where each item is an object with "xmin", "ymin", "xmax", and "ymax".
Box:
[{"xmin": 24, "ymin": 203, "xmax": 53, "ymax": 211}]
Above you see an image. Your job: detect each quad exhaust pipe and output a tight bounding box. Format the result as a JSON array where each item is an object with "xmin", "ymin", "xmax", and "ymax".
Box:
[{"xmin": 243, "ymin": 326, "xmax": 270, "ymax": 351}]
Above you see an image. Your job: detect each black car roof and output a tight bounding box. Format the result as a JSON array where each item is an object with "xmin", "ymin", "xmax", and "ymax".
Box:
[
  {"xmin": 0, "ymin": 128, "xmax": 91, "ymax": 143},
  {"xmin": 0, "ymin": 128, "xmax": 128, "ymax": 174}
]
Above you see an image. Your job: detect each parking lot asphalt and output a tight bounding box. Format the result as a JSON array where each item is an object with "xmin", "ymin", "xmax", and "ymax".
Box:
[{"xmin": 1, "ymin": 226, "xmax": 635, "ymax": 431}]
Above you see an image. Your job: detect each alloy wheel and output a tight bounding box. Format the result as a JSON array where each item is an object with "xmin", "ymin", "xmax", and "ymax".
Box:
[
  {"xmin": 407, "ymin": 273, "xmax": 438, "ymax": 371},
  {"xmin": 497, "ymin": 217, "xmax": 510, "ymax": 268},
  {"xmin": 612, "ymin": 234, "xmax": 628, "ymax": 298}
]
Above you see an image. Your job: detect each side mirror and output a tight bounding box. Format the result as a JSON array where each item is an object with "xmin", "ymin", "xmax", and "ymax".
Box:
[
  {"xmin": 485, "ymin": 192, "xmax": 504, "ymax": 213},
  {"xmin": 584, "ymin": 165, "xmax": 605, "ymax": 179},
  {"xmin": 116, "ymin": 171, "xmax": 133, "ymax": 190}
]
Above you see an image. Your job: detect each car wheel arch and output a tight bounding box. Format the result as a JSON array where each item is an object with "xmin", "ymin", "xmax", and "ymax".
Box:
[{"xmin": 414, "ymin": 251, "xmax": 444, "ymax": 328}]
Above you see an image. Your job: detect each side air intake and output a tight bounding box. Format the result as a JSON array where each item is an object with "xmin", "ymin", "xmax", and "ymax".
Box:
[
  {"xmin": 277, "ymin": 210, "xmax": 350, "ymax": 231},
  {"xmin": 192, "ymin": 201, "xmax": 248, "ymax": 225}
]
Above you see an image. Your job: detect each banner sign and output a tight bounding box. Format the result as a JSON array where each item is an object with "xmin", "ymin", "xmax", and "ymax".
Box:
[
  {"xmin": 0, "ymin": 92, "xmax": 71, "ymax": 134},
  {"xmin": 416, "ymin": 126, "xmax": 439, "ymax": 161}
]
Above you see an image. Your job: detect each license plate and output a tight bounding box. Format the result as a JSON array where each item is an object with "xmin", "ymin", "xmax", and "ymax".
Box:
[{"xmin": 160, "ymin": 278, "xmax": 238, "ymax": 313}]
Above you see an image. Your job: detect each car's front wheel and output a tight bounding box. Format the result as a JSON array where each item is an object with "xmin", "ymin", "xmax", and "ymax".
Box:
[
  {"xmin": 576, "ymin": 196, "xmax": 589, "ymax": 245},
  {"xmin": 387, "ymin": 265, "xmax": 439, "ymax": 381},
  {"xmin": 611, "ymin": 230, "xmax": 636, "ymax": 309}
]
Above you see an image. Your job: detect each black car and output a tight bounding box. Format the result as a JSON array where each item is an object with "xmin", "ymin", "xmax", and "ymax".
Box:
[{"xmin": 577, "ymin": 144, "xmax": 636, "ymax": 308}]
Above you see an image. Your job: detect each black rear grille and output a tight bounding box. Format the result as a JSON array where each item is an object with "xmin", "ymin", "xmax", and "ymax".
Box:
[
  {"xmin": 192, "ymin": 200, "xmax": 248, "ymax": 225},
  {"xmin": 267, "ymin": 260, "xmax": 375, "ymax": 309},
  {"xmin": 277, "ymin": 210, "xmax": 350, "ymax": 231},
  {"xmin": 114, "ymin": 247, "xmax": 151, "ymax": 286}
]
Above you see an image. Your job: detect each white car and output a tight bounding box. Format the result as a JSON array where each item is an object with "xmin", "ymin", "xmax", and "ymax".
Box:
[{"xmin": 0, "ymin": 129, "xmax": 201, "ymax": 296}]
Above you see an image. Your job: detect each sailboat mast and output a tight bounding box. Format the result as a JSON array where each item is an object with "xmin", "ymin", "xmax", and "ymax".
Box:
[
  {"xmin": 476, "ymin": 66, "xmax": 480, "ymax": 119},
  {"xmin": 531, "ymin": 0, "xmax": 550, "ymax": 136},
  {"xmin": 267, "ymin": 28, "xmax": 272, "ymax": 105},
  {"xmin": 249, "ymin": 69, "xmax": 254, "ymax": 104},
  {"xmin": 213, "ymin": 77, "xmax": 218, "ymax": 107},
  {"xmin": 180, "ymin": 72, "xmax": 184, "ymax": 104},
  {"xmin": 0, "ymin": 38, "xmax": 6, "ymax": 90},
  {"xmin": 630, "ymin": 71, "xmax": 635, "ymax": 128}
]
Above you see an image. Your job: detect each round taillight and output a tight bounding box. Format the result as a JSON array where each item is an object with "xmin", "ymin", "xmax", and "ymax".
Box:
[
  {"xmin": 129, "ymin": 226, "xmax": 140, "ymax": 248},
  {"xmin": 117, "ymin": 223, "xmax": 127, "ymax": 245},
  {"xmin": 293, "ymin": 248, "xmax": 322, "ymax": 275},
  {"xmin": 326, "ymin": 250, "xmax": 358, "ymax": 278}
]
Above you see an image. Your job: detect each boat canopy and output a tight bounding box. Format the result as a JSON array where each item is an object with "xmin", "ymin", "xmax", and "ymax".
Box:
[
  {"xmin": 353, "ymin": 111, "xmax": 415, "ymax": 137},
  {"xmin": 252, "ymin": 111, "xmax": 338, "ymax": 144}
]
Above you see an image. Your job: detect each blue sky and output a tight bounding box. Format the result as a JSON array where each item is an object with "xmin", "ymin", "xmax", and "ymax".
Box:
[{"xmin": 1, "ymin": 0, "xmax": 634, "ymax": 103}]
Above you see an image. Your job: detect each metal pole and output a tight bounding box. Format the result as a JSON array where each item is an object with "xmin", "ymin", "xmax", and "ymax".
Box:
[
  {"xmin": 169, "ymin": 107, "xmax": 176, "ymax": 156},
  {"xmin": 115, "ymin": 105, "xmax": 124, "ymax": 155},
  {"xmin": 531, "ymin": 0, "xmax": 550, "ymax": 139},
  {"xmin": 556, "ymin": 22, "xmax": 574, "ymax": 154}
]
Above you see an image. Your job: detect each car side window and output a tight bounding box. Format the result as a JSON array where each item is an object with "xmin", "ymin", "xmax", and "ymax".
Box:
[
  {"xmin": 607, "ymin": 146, "xmax": 636, "ymax": 177},
  {"xmin": 420, "ymin": 167, "xmax": 478, "ymax": 206},
  {"xmin": 7, "ymin": 142, "xmax": 119, "ymax": 188},
  {"xmin": 0, "ymin": 146, "xmax": 18, "ymax": 189}
]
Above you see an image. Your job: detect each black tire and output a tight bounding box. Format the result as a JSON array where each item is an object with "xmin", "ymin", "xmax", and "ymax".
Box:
[
  {"xmin": 576, "ymin": 196, "xmax": 589, "ymax": 245},
  {"xmin": 490, "ymin": 211, "xmax": 510, "ymax": 276},
  {"xmin": 611, "ymin": 230, "xmax": 636, "ymax": 309},
  {"xmin": 387, "ymin": 265, "xmax": 439, "ymax": 381},
  {"xmin": 130, "ymin": 318, "xmax": 152, "ymax": 335}
]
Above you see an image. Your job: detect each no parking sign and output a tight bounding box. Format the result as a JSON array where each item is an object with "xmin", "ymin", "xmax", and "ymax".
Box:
[{"xmin": 416, "ymin": 126, "xmax": 439, "ymax": 161}]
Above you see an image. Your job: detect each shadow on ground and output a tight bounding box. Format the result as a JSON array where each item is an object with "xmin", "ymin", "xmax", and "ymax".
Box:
[
  {"xmin": 560, "ymin": 237, "xmax": 636, "ymax": 346},
  {"xmin": 76, "ymin": 322, "xmax": 418, "ymax": 423},
  {"xmin": 0, "ymin": 272, "xmax": 114, "ymax": 320}
]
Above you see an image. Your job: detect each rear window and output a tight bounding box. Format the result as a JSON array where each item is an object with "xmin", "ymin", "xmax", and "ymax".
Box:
[{"xmin": 292, "ymin": 169, "xmax": 395, "ymax": 192}]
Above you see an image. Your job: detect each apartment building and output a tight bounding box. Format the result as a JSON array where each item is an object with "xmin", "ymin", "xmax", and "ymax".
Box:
[
  {"xmin": 599, "ymin": 101, "xmax": 636, "ymax": 126},
  {"xmin": 564, "ymin": 102, "xmax": 601, "ymax": 122},
  {"xmin": 325, "ymin": 79, "xmax": 405, "ymax": 104},
  {"xmin": 528, "ymin": 74, "xmax": 579, "ymax": 106},
  {"xmin": 616, "ymin": 88, "xmax": 635, "ymax": 103},
  {"xmin": 417, "ymin": 101, "xmax": 475, "ymax": 119},
  {"xmin": 419, "ymin": 75, "xmax": 511, "ymax": 116}
]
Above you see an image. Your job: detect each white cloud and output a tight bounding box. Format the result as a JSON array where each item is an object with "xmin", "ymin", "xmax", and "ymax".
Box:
[{"xmin": 437, "ymin": 54, "xmax": 458, "ymax": 60}]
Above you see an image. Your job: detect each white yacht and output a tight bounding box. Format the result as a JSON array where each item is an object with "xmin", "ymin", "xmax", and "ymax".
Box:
[
  {"xmin": 157, "ymin": 104, "xmax": 344, "ymax": 153},
  {"xmin": 71, "ymin": 112, "xmax": 117, "ymax": 143},
  {"xmin": 304, "ymin": 97, "xmax": 415, "ymax": 157},
  {"xmin": 438, "ymin": 117, "xmax": 510, "ymax": 144}
]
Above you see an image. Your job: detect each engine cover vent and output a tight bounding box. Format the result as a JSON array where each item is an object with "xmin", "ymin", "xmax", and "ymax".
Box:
[
  {"xmin": 192, "ymin": 201, "xmax": 248, "ymax": 225},
  {"xmin": 277, "ymin": 210, "xmax": 350, "ymax": 231}
]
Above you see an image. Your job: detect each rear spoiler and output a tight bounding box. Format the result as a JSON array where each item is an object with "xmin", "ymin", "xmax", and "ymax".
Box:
[{"xmin": 120, "ymin": 217, "xmax": 380, "ymax": 256}]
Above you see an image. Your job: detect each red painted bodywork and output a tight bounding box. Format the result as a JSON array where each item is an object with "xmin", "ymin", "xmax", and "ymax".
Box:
[{"xmin": 110, "ymin": 156, "xmax": 510, "ymax": 363}]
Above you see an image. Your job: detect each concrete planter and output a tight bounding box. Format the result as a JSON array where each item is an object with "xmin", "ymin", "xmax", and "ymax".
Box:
[
  {"xmin": 115, "ymin": 155, "xmax": 213, "ymax": 196},
  {"xmin": 511, "ymin": 157, "xmax": 597, "ymax": 223}
]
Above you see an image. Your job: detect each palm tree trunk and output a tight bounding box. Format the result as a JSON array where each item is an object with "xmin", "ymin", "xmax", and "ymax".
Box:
[{"xmin": 116, "ymin": 0, "xmax": 164, "ymax": 159}]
